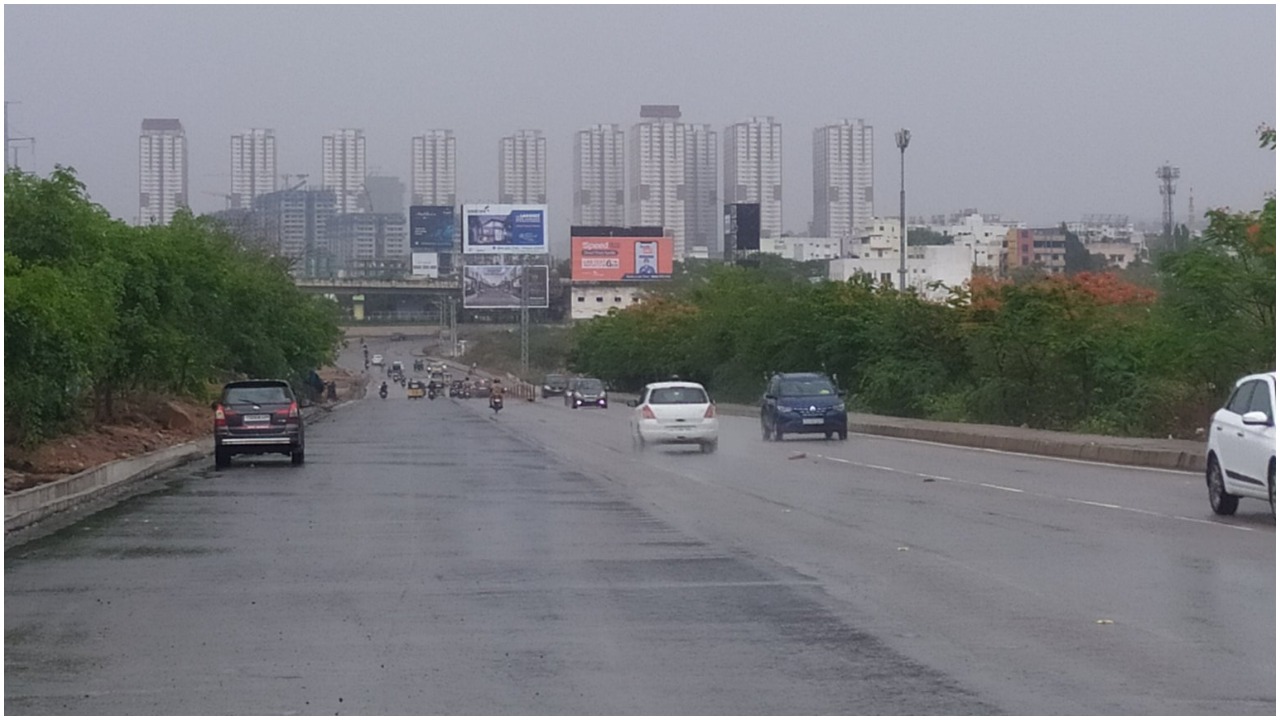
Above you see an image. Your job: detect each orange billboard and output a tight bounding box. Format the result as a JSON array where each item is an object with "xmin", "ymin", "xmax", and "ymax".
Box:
[{"xmin": 571, "ymin": 236, "xmax": 674, "ymax": 282}]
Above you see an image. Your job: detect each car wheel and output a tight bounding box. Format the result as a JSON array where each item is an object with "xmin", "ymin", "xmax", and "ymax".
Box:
[
  {"xmin": 774, "ymin": 425, "xmax": 784, "ymax": 442},
  {"xmin": 291, "ymin": 447, "xmax": 305, "ymax": 466},
  {"xmin": 824, "ymin": 431, "xmax": 833, "ymax": 440},
  {"xmin": 1207, "ymin": 456, "xmax": 1239, "ymax": 516},
  {"xmin": 838, "ymin": 429, "xmax": 848, "ymax": 441},
  {"xmin": 214, "ymin": 447, "xmax": 231, "ymax": 470},
  {"xmin": 702, "ymin": 440, "xmax": 718, "ymax": 454}
]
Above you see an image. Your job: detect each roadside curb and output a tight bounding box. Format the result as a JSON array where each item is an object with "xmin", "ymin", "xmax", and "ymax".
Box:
[
  {"xmin": 713, "ymin": 403, "xmax": 1206, "ymax": 473},
  {"xmin": 5, "ymin": 438, "xmax": 214, "ymax": 535}
]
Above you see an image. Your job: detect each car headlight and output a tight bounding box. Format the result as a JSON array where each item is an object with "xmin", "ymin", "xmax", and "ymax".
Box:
[{"xmin": 831, "ymin": 403, "xmax": 845, "ymax": 412}]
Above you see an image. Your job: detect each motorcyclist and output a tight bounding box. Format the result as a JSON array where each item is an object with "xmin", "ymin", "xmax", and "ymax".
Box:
[
  {"xmin": 379, "ymin": 380, "xmax": 388, "ymax": 399},
  {"xmin": 489, "ymin": 377, "xmax": 505, "ymax": 412}
]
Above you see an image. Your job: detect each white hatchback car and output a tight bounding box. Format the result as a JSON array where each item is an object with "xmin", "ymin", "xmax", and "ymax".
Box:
[
  {"xmin": 1205, "ymin": 371, "xmax": 1276, "ymax": 515},
  {"xmin": 629, "ymin": 381, "xmax": 719, "ymax": 453}
]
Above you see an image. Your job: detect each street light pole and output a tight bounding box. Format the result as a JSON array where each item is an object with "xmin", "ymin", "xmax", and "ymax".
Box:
[{"xmin": 895, "ymin": 128, "xmax": 911, "ymax": 292}]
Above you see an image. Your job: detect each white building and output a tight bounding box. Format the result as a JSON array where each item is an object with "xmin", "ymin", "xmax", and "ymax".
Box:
[
  {"xmin": 322, "ymin": 129, "xmax": 367, "ymax": 215},
  {"xmin": 570, "ymin": 284, "xmax": 648, "ymax": 321},
  {"xmin": 138, "ymin": 118, "xmax": 188, "ymax": 225},
  {"xmin": 940, "ymin": 213, "xmax": 1020, "ymax": 270},
  {"xmin": 813, "ymin": 119, "xmax": 874, "ymax": 239},
  {"xmin": 330, "ymin": 212, "xmax": 408, "ymax": 269},
  {"xmin": 724, "ymin": 116, "xmax": 783, "ymax": 239},
  {"xmin": 761, "ymin": 237, "xmax": 843, "ymax": 262},
  {"xmin": 499, "ymin": 129, "xmax": 547, "ymax": 204},
  {"xmin": 851, "ymin": 217, "xmax": 904, "ymax": 260},
  {"xmin": 410, "ymin": 130, "xmax": 457, "ymax": 207},
  {"xmin": 630, "ymin": 105, "xmax": 688, "ymax": 257},
  {"xmin": 573, "ymin": 124, "xmax": 626, "ymax": 226},
  {"xmin": 829, "ymin": 244, "xmax": 972, "ymax": 302},
  {"xmin": 229, "ymin": 129, "xmax": 276, "ymax": 210}
]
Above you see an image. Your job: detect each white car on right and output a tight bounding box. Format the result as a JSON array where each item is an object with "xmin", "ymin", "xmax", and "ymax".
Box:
[
  {"xmin": 629, "ymin": 381, "xmax": 719, "ymax": 453},
  {"xmin": 371, "ymin": 354, "xmax": 384, "ymax": 367},
  {"xmin": 1205, "ymin": 371, "xmax": 1276, "ymax": 515}
]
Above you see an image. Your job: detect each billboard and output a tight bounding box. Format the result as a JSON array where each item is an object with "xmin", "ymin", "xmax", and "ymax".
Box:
[
  {"xmin": 409, "ymin": 206, "xmax": 455, "ymax": 252},
  {"xmin": 462, "ymin": 204, "xmax": 548, "ymax": 254},
  {"xmin": 462, "ymin": 264, "xmax": 549, "ymax": 309},
  {"xmin": 411, "ymin": 252, "xmax": 439, "ymax": 278},
  {"xmin": 571, "ymin": 236, "xmax": 674, "ymax": 282}
]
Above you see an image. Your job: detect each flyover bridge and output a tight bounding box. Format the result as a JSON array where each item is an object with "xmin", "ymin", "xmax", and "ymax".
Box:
[{"xmin": 295, "ymin": 277, "xmax": 461, "ymax": 321}]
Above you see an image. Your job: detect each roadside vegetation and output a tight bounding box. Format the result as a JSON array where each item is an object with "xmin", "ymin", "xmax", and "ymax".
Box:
[
  {"xmin": 570, "ymin": 133, "xmax": 1275, "ymax": 439},
  {"xmin": 5, "ymin": 167, "xmax": 343, "ymax": 446},
  {"xmin": 459, "ymin": 325, "xmax": 575, "ymax": 382}
]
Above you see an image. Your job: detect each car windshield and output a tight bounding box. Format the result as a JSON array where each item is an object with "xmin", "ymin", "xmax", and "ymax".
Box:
[
  {"xmin": 649, "ymin": 386, "xmax": 708, "ymax": 404},
  {"xmin": 778, "ymin": 378, "xmax": 836, "ymax": 396},
  {"xmin": 225, "ymin": 385, "xmax": 291, "ymax": 404},
  {"xmin": 547, "ymin": 375, "xmax": 566, "ymax": 385},
  {"xmin": 578, "ymin": 379, "xmax": 604, "ymax": 392}
]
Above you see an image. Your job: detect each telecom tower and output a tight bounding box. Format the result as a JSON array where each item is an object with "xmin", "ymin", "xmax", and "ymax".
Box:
[{"xmin": 1156, "ymin": 164, "xmax": 1180, "ymax": 239}]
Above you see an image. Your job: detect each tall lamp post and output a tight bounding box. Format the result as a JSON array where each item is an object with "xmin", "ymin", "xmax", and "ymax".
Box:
[{"xmin": 895, "ymin": 128, "xmax": 911, "ymax": 292}]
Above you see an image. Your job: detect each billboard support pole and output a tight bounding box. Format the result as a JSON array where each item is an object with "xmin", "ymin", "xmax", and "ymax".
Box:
[{"xmin": 519, "ymin": 257, "xmax": 530, "ymax": 378}]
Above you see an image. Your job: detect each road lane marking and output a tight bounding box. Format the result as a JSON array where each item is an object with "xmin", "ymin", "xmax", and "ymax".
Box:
[{"xmin": 812, "ymin": 454, "xmax": 1258, "ymax": 533}]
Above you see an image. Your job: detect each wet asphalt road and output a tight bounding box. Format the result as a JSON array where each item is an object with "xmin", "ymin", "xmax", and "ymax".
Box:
[{"xmin": 6, "ymin": 340, "xmax": 1275, "ymax": 714}]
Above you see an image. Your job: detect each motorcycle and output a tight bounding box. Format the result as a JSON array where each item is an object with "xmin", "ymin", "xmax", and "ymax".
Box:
[
  {"xmin": 427, "ymin": 387, "xmax": 437, "ymax": 400},
  {"xmin": 379, "ymin": 384, "xmax": 388, "ymax": 400},
  {"xmin": 490, "ymin": 395, "xmax": 504, "ymax": 414}
]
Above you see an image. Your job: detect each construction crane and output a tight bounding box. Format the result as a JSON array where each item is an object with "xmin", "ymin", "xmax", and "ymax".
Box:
[{"xmin": 281, "ymin": 173, "xmax": 309, "ymax": 192}]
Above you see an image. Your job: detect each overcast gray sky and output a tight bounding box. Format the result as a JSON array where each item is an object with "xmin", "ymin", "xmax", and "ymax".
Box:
[{"xmin": 5, "ymin": 4, "xmax": 1275, "ymax": 253}]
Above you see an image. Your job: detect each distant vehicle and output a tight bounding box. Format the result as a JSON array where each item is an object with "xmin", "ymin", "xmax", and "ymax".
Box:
[
  {"xmin": 212, "ymin": 380, "xmax": 305, "ymax": 468},
  {"xmin": 407, "ymin": 379, "xmax": 426, "ymax": 400},
  {"xmin": 1206, "ymin": 371, "xmax": 1276, "ymax": 515},
  {"xmin": 628, "ymin": 381, "xmax": 718, "ymax": 453},
  {"xmin": 566, "ymin": 377, "xmax": 608, "ymax": 409},
  {"xmin": 428, "ymin": 371, "xmax": 447, "ymax": 391},
  {"xmin": 760, "ymin": 372, "xmax": 848, "ymax": 441},
  {"xmin": 371, "ymin": 354, "xmax": 384, "ymax": 366},
  {"xmin": 542, "ymin": 373, "xmax": 569, "ymax": 399},
  {"xmin": 390, "ymin": 332, "xmax": 407, "ymax": 341}
]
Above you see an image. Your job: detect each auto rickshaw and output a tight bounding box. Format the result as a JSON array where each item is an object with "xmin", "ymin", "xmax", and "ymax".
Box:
[{"xmin": 407, "ymin": 379, "xmax": 426, "ymax": 399}]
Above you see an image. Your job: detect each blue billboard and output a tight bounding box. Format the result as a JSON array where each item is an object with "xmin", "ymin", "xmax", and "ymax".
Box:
[
  {"xmin": 462, "ymin": 204, "xmax": 548, "ymax": 254},
  {"xmin": 409, "ymin": 206, "xmax": 456, "ymax": 252}
]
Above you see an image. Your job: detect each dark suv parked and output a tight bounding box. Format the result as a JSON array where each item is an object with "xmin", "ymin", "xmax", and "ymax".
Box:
[
  {"xmin": 761, "ymin": 372, "xmax": 848, "ymax": 441},
  {"xmin": 213, "ymin": 380, "xmax": 305, "ymax": 468}
]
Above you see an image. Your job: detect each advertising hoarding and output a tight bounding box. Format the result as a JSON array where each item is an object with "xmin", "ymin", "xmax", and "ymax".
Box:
[
  {"xmin": 462, "ymin": 204, "xmax": 548, "ymax": 254},
  {"xmin": 462, "ymin": 264, "xmax": 549, "ymax": 309},
  {"xmin": 411, "ymin": 252, "xmax": 439, "ymax": 278},
  {"xmin": 409, "ymin": 206, "xmax": 455, "ymax": 252},
  {"xmin": 570, "ymin": 236, "xmax": 674, "ymax": 282}
]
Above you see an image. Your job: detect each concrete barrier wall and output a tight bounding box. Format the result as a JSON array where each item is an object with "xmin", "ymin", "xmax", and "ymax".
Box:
[{"xmin": 5, "ymin": 439, "xmax": 214, "ymax": 533}]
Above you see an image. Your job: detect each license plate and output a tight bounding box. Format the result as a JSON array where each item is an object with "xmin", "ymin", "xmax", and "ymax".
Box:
[
  {"xmin": 244, "ymin": 414, "xmax": 271, "ymax": 423},
  {"xmin": 802, "ymin": 418, "xmax": 825, "ymax": 425}
]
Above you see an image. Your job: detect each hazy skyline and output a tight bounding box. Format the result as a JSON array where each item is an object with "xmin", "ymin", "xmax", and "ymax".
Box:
[{"xmin": 5, "ymin": 5, "xmax": 1275, "ymax": 255}]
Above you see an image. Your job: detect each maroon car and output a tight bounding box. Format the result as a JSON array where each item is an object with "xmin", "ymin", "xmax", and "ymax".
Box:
[{"xmin": 212, "ymin": 380, "xmax": 305, "ymax": 469}]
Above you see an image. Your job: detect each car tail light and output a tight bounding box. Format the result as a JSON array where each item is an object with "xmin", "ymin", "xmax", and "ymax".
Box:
[
  {"xmin": 275, "ymin": 402, "xmax": 300, "ymax": 421},
  {"xmin": 641, "ymin": 405, "xmax": 656, "ymax": 419},
  {"xmin": 214, "ymin": 404, "xmax": 228, "ymax": 427},
  {"xmin": 704, "ymin": 404, "xmax": 717, "ymax": 419}
]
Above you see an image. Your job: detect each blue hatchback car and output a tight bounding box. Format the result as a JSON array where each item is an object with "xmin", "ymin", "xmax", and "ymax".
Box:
[{"xmin": 761, "ymin": 372, "xmax": 848, "ymax": 441}]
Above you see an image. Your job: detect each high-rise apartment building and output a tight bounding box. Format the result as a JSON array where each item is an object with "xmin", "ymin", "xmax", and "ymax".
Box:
[
  {"xmin": 813, "ymin": 119, "xmax": 874, "ymax": 239},
  {"xmin": 229, "ymin": 128, "xmax": 277, "ymax": 210},
  {"xmin": 499, "ymin": 129, "xmax": 547, "ymax": 204},
  {"xmin": 253, "ymin": 188, "xmax": 337, "ymax": 261},
  {"xmin": 573, "ymin": 124, "xmax": 626, "ymax": 226},
  {"xmin": 322, "ymin": 129, "xmax": 367, "ymax": 215},
  {"xmin": 724, "ymin": 116, "xmax": 782, "ymax": 239},
  {"xmin": 684, "ymin": 123, "xmax": 719, "ymax": 253},
  {"xmin": 138, "ymin": 118, "xmax": 188, "ymax": 225},
  {"xmin": 630, "ymin": 105, "xmax": 687, "ymax": 256},
  {"xmin": 411, "ymin": 130, "xmax": 457, "ymax": 207}
]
